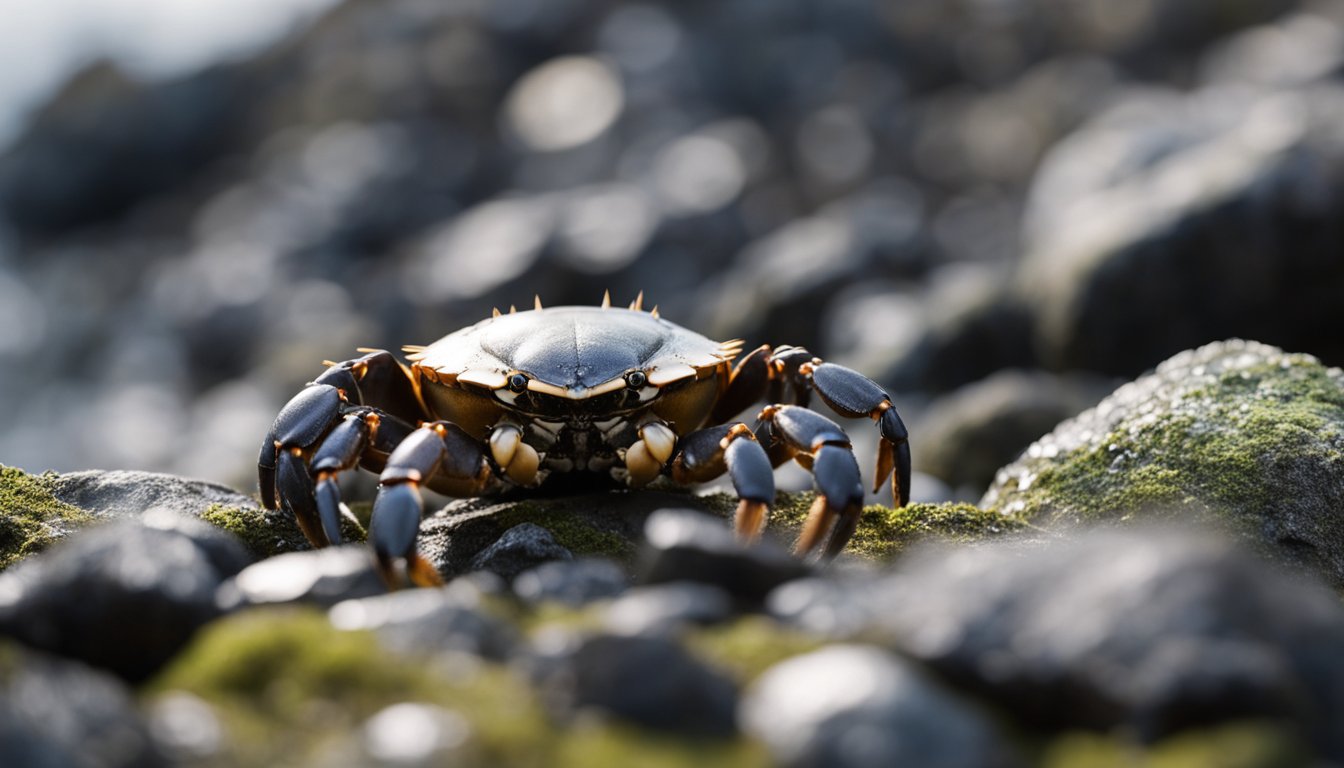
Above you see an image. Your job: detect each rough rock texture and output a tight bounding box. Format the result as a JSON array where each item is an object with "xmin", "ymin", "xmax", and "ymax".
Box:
[
  {"xmin": 740, "ymin": 645, "xmax": 1019, "ymax": 768},
  {"xmin": 871, "ymin": 527, "xmax": 1344, "ymax": 758},
  {"xmin": 0, "ymin": 465, "xmax": 92, "ymax": 570},
  {"xmin": 48, "ymin": 469, "xmax": 262, "ymax": 520},
  {"xmin": 983, "ymin": 340, "xmax": 1344, "ymax": 587}
]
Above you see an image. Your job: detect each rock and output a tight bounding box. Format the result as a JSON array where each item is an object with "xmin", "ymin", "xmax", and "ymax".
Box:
[
  {"xmin": 529, "ymin": 631, "xmax": 738, "ymax": 736},
  {"xmin": 982, "ymin": 340, "xmax": 1344, "ymax": 587},
  {"xmin": 1020, "ymin": 84, "xmax": 1344, "ymax": 375},
  {"xmin": 217, "ymin": 545, "xmax": 386, "ymax": 610},
  {"xmin": 47, "ymin": 468, "xmax": 260, "ymax": 520},
  {"xmin": 468, "ymin": 523, "xmax": 573, "ymax": 581},
  {"xmin": 603, "ymin": 582, "xmax": 735, "ymax": 636},
  {"xmin": 0, "ymin": 465, "xmax": 94, "ymax": 570},
  {"xmin": 870, "ymin": 527, "xmax": 1344, "ymax": 757},
  {"xmin": 0, "ymin": 518, "xmax": 246, "ymax": 682},
  {"xmin": 766, "ymin": 575, "xmax": 883, "ymax": 639},
  {"xmin": 329, "ymin": 587, "xmax": 517, "ymax": 661},
  {"xmin": 0, "ymin": 641, "xmax": 167, "ymax": 768},
  {"xmin": 740, "ymin": 645, "xmax": 1018, "ymax": 768},
  {"xmin": 359, "ymin": 702, "xmax": 472, "ymax": 766},
  {"xmin": 513, "ymin": 557, "xmax": 630, "ymax": 606},
  {"xmin": 416, "ymin": 489, "xmax": 725, "ymax": 580},
  {"xmin": 636, "ymin": 508, "xmax": 811, "ymax": 605},
  {"xmin": 915, "ymin": 369, "xmax": 1114, "ymax": 494}
]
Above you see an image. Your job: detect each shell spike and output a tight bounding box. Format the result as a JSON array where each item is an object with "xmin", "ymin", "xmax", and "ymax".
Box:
[
  {"xmin": 630, "ymin": 291, "xmax": 644, "ymax": 311},
  {"xmin": 601, "ymin": 290, "xmax": 611, "ymax": 308},
  {"xmin": 492, "ymin": 307, "xmax": 502, "ymax": 318},
  {"xmin": 509, "ymin": 305, "xmax": 517, "ymax": 314},
  {"xmin": 534, "ymin": 295, "xmax": 544, "ymax": 311},
  {"xmin": 650, "ymin": 305, "xmax": 659, "ymax": 318}
]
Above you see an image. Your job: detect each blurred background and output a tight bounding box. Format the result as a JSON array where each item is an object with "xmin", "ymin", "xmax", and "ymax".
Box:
[{"xmin": 0, "ymin": 0, "xmax": 1341, "ymax": 504}]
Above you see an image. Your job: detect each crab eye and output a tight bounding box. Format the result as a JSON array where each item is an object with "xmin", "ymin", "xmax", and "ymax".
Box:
[
  {"xmin": 508, "ymin": 373, "xmax": 529, "ymax": 392},
  {"xmin": 625, "ymin": 371, "xmax": 648, "ymax": 389}
]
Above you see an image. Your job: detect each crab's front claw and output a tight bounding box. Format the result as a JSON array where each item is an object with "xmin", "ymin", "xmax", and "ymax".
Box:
[
  {"xmin": 369, "ymin": 481, "xmax": 440, "ymax": 587},
  {"xmin": 672, "ymin": 423, "xmax": 775, "ymax": 543},
  {"xmin": 757, "ymin": 405, "xmax": 865, "ymax": 558},
  {"xmin": 807, "ymin": 362, "xmax": 911, "ymax": 508}
]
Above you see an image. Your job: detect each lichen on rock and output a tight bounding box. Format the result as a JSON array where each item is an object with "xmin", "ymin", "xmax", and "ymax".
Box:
[
  {"xmin": 982, "ymin": 339, "xmax": 1344, "ymax": 586},
  {"xmin": 0, "ymin": 465, "xmax": 93, "ymax": 570}
]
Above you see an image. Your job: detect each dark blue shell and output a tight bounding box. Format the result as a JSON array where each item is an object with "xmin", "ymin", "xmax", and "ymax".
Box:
[{"xmin": 413, "ymin": 307, "xmax": 727, "ymax": 390}]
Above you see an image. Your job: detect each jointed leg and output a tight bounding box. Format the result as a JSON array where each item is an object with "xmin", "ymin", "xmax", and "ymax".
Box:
[{"xmin": 671, "ymin": 423, "xmax": 775, "ymax": 542}]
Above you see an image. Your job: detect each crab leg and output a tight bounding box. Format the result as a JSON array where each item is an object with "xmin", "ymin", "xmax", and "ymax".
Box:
[
  {"xmin": 756, "ymin": 405, "xmax": 865, "ymax": 558},
  {"xmin": 804, "ymin": 362, "xmax": 911, "ymax": 508},
  {"xmin": 671, "ymin": 423, "xmax": 776, "ymax": 543},
  {"xmin": 370, "ymin": 421, "xmax": 491, "ymax": 587}
]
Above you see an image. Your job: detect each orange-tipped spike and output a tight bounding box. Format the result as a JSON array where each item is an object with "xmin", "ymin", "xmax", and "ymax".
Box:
[
  {"xmin": 650, "ymin": 305, "xmax": 659, "ymax": 318},
  {"xmin": 492, "ymin": 307, "xmax": 502, "ymax": 318},
  {"xmin": 630, "ymin": 291, "xmax": 644, "ymax": 311},
  {"xmin": 602, "ymin": 290, "xmax": 611, "ymax": 308},
  {"xmin": 509, "ymin": 305, "xmax": 517, "ymax": 314},
  {"xmin": 534, "ymin": 295, "xmax": 543, "ymax": 310}
]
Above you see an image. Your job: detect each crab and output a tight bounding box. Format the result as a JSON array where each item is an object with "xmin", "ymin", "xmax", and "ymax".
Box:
[{"xmin": 258, "ymin": 293, "xmax": 910, "ymax": 585}]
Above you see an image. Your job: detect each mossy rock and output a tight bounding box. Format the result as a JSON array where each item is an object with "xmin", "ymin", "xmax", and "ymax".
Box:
[
  {"xmin": 148, "ymin": 608, "xmax": 768, "ymax": 767},
  {"xmin": 1040, "ymin": 721, "xmax": 1312, "ymax": 768},
  {"xmin": 982, "ymin": 340, "xmax": 1344, "ymax": 587},
  {"xmin": 0, "ymin": 465, "xmax": 94, "ymax": 570}
]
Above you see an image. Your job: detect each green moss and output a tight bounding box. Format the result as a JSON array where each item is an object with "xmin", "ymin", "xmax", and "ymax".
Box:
[
  {"xmin": 200, "ymin": 503, "xmax": 366, "ymax": 561},
  {"xmin": 996, "ymin": 358, "xmax": 1344, "ymax": 529},
  {"xmin": 1040, "ymin": 722, "xmax": 1312, "ymax": 768},
  {"xmin": 492, "ymin": 501, "xmax": 636, "ymax": 560},
  {"xmin": 0, "ymin": 465, "xmax": 93, "ymax": 570},
  {"xmin": 148, "ymin": 608, "xmax": 767, "ymax": 767},
  {"xmin": 685, "ymin": 616, "xmax": 824, "ymax": 683}
]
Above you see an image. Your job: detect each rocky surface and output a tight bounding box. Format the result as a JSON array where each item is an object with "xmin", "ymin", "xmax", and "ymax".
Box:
[{"xmin": 983, "ymin": 339, "xmax": 1344, "ymax": 588}]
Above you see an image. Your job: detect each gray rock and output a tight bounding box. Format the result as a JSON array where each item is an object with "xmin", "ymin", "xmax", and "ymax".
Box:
[
  {"xmin": 529, "ymin": 631, "xmax": 738, "ymax": 736},
  {"xmin": 48, "ymin": 469, "xmax": 261, "ymax": 520},
  {"xmin": 915, "ymin": 369, "xmax": 1114, "ymax": 494},
  {"xmin": 329, "ymin": 585, "xmax": 517, "ymax": 661},
  {"xmin": 766, "ymin": 575, "xmax": 883, "ymax": 639},
  {"xmin": 216, "ymin": 545, "xmax": 386, "ymax": 610},
  {"xmin": 603, "ymin": 582, "xmax": 735, "ymax": 636},
  {"xmin": 0, "ymin": 642, "xmax": 167, "ymax": 768},
  {"xmin": 513, "ymin": 558, "xmax": 630, "ymax": 606},
  {"xmin": 1020, "ymin": 84, "xmax": 1344, "ymax": 375},
  {"xmin": 740, "ymin": 645, "xmax": 1017, "ymax": 768},
  {"xmin": 468, "ymin": 523, "xmax": 573, "ymax": 581},
  {"xmin": 637, "ymin": 509, "xmax": 811, "ymax": 605},
  {"xmin": 870, "ymin": 527, "xmax": 1344, "ymax": 757},
  {"xmin": 0, "ymin": 519, "xmax": 244, "ymax": 682},
  {"xmin": 982, "ymin": 340, "xmax": 1344, "ymax": 588}
]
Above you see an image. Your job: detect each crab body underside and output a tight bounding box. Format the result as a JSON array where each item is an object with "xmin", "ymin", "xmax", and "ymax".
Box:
[{"xmin": 259, "ymin": 296, "xmax": 910, "ymax": 585}]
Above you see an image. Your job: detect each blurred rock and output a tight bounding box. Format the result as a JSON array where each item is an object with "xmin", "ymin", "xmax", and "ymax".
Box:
[
  {"xmin": 0, "ymin": 642, "xmax": 167, "ymax": 768},
  {"xmin": 915, "ymin": 369, "xmax": 1114, "ymax": 494},
  {"xmin": 217, "ymin": 545, "xmax": 386, "ymax": 610},
  {"xmin": 740, "ymin": 645, "xmax": 1018, "ymax": 768},
  {"xmin": 468, "ymin": 523, "xmax": 573, "ymax": 581},
  {"xmin": 1021, "ymin": 84, "xmax": 1344, "ymax": 375},
  {"xmin": 637, "ymin": 508, "xmax": 811, "ymax": 605},
  {"xmin": 871, "ymin": 527, "xmax": 1344, "ymax": 757},
  {"xmin": 529, "ymin": 631, "xmax": 738, "ymax": 735},
  {"xmin": 603, "ymin": 582, "xmax": 735, "ymax": 636},
  {"xmin": 329, "ymin": 587, "xmax": 517, "ymax": 661},
  {"xmin": 512, "ymin": 557, "xmax": 630, "ymax": 606},
  {"xmin": 48, "ymin": 468, "xmax": 260, "ymax": 521},
  {"xmin": 983, "ymin": 340, "xmax": 1344, "ymax": 589},
  {"xmin": 0, "ymin": 519, "xmax": 246, "ymax": 682},
  {"xmin": 1200, "ymin": 11, "xmax": 1344, "ymax": 87}
]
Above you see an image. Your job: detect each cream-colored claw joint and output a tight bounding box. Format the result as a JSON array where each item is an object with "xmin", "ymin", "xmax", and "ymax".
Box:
[
  {"xmin": 639, "ymin": 422, "xmax": 676, "ymax": 464},
  {"xmin": 489, "ymin": 424, "xmax": 541, "ymax": 485}
]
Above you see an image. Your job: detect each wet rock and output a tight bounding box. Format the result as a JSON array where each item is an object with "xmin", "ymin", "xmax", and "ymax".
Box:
[
  {"xmin": 603, "ymin": 582, "xmax": 735, "ymax": 636},
  {"xmin": 530, "ymin": 631, "xmax": 738, "ymax": 736},
  {"xmin": 217, "ymin": 545, "xmax": 386, "ymax": 610},
  {"xmin": 0, "ymin": 641, "xmax": 167, "ymax": 768},
  {"xmin": 871, "ymin": 527, "xmax": 1344, "ymax": 757},
  {"xmin": 637, "ymin": 509, "xmax": 811, "ymax": 605},
  {"xmin": 0, "ymin": 519, "xmax": 245, "ymax": 682},
  {"xmin": 983, "ymin": 340, "xmax": 1344, "ymax": 588},
  {"xmin": 915, "ymin": 370, "xmax": 1114, "ymax": 494},
  {"xmin": 1020, "ymin": 85, "xmax": 1344, "ymax": 375},
  {"xmin": 329, "ymin": 587, "xmax": 517, "ymax": 661},
  {"xmin": 513, "ymin": 557, "xmax": 630, "ymax": 606},
  {"xmin": 48, "ymin": 468, "xmax": 262, "ymax": 521},
  {"xmin": 360, "ymin": 702, "xmax": 472, "ymax": 766},
  {"xmin": 740, "ymin": 645, "xmax": 1018, "ymax": 768},
  {"xmin": 469, "ymin": 523, "xmax": 573, "ymax": 581},
  {"xmin": 766, "ymin": 575, "xmax": 882, "ymax": 639}
]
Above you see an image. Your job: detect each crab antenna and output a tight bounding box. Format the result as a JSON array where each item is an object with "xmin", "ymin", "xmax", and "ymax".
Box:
[
  {"xmin": 534, "ymin": 295, "xmax": 544, "ymax": 311},
  {"xmin": 492, "ymin": 307, "xmax": 502, "ymax": 318},
  {"xmin": 601, "ymin": 290, "xmax": 611, "ymax": 308},
  {"xmin": 630, "ymin": 291, "xmax": 644, "ymax": 311},
  {"xmin": 650, "ymin": 305, "xmax": 659, "ymax": 318}
]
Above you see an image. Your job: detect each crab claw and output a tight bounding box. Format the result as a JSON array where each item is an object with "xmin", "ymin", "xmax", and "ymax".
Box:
[{"xmin": 369, "ymin": 481, "xmax": 441, "ymax": 588}]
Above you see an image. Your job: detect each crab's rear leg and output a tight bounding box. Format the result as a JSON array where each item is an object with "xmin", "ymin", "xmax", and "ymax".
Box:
[
  {"xmin": 370, "ymin": 422, "xmax": 493, "ymax": 587},
  {"xmin": 669, "ymin": 423, "xmax": 776, "ymax": 542},
  {"xmin": 757, "ymin": 405, "xmax": 865, "ymax": 558}
]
